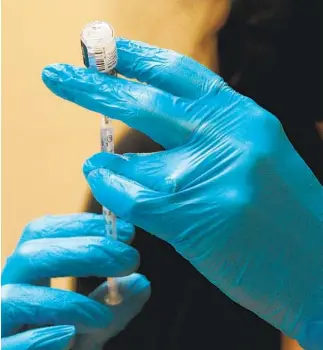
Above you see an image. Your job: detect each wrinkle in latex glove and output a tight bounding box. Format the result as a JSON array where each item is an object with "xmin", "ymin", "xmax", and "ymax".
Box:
[
  {"xmin": 1, "ymin": 213, "xmax": 150, "ymax": 349},
  {"xmin": 43, "ymin": 39, "xmax": 323, "ymax": 349}
]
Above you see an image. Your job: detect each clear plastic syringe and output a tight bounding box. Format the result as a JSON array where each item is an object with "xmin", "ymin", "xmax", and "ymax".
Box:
[{"xmin": 81, "ymin": 21, "xmax": 122, "ymax": 305}]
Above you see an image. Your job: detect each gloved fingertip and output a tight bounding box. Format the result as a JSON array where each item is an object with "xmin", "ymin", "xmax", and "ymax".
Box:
[
  {"xmin": 42, "ymin": 64, "xmax": 69, "ymax": 84},
  {"xmin": 113, "ymin": 274, "xmax": 151, "ymax": 321},
  {"xmin": 83, "ymin": 153, "xmax": 109, "ymax": 177},
  {"xmin": 117, "ymin": 220, "xmax": 135, "ymax": 244},
  {"xmin": 86, "ymin": 168, "xmax": 108, "ymax": 186},
  {"xmin": 121, "ymin": 273, "xmax": 151, "ymax": 301},
  {"xmin": 90, "ymin": 273, "xmax": 151, "ymax": 304},
  {"xmin": 114, "ymin": 274, "xmax": 151, "ymax": 304},
  {"xmin": 42, "ymin": 64, "xmax": 87, "ymax": 98},
  {"xmin": 83, "ymin": 153, "xmax": 127, "ymax": 178},
  {"xmin": 42, "ymin": 66, "xmax": 78, "ymax": 102},
  {"xmin": 42, "ymin": 65, "xmax": 57, "ymax": 83}
]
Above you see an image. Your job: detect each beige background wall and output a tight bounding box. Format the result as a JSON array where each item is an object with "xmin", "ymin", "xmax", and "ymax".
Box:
[
  {"xmin": 1, "ymin": 1, "xmax": 300, "ymax": 349},
  {"xmin": 1, "ymin": 0, "xmax": 225, "ymax": 267}
]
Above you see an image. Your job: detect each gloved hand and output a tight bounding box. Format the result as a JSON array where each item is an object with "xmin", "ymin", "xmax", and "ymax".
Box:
[
  {"xmin": 42, "ymin": 38, "xmax": 323, "ymax": 349},
  {"xmin": 1, "ymin": 213, "xmax": 150, "ymax": 350}
]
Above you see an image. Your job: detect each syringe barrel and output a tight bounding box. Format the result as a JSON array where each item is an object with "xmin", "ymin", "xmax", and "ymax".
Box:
[{"xmin": 80, "ymin": 21, "xmax": 122, "ymax": 306}]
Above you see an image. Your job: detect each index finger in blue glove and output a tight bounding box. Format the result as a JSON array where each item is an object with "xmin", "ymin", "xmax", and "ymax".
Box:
[
  {"xmin": 42, "ymin": 64, "xmax": 193, "ymax": 149},
  {"xmin": 18, "ymin": 213, "xmax": 134, "ymax": 245},
  {"xmin": 1, "ymin": 325, "xmax": 75, "ymax": 350},
  {"xmin": 2, "ymin": 214, "xmax": 135, "ymax": 288},
  {"xmin": 116, "ymin": 37, "xmax": 222, "ymax": 100},
  {"xmin": 2, "ymin": 236, "xmax": 139, "ymax": 284},
  {"xmin": 85, "ymin": 168, "xmax": 156, "ymax": 220},
  {"xmin": 83, "ymin": 151, "xmax": 178, "ymax": 193}
]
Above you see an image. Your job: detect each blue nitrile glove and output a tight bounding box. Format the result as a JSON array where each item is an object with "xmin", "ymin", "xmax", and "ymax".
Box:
[
  {"xmin": 42, "ymin": 38, "xmax": 323, "ymax": 349},
  {"xmin": 1, "ymin": 213, "xmax": 150, "ymax": 350}
]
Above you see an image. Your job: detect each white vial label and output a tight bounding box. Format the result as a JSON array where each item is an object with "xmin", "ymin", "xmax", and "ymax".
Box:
[{"xmin": 87, "ymin": 45, "xmax": 117, "ymax": 72}]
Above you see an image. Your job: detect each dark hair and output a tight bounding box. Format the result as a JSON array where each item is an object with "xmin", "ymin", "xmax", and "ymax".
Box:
[
  {"xmin": 219, "ymin": 0, "xmax": 322, "ymax": 183},
  {"xmin": 77, "ymin": 2, "xmax": 322, "ymax": 349}
]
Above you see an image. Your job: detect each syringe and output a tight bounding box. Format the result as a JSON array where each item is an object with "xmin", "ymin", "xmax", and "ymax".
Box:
[{"xmin": 81, "ymin": 21, "xmax": 122, "ymax": 305}]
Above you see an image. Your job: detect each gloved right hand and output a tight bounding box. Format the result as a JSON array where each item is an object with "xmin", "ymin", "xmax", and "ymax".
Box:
[
  {"xmin": 42, "ymin": 39, "xmax": 323, "ymax": 349},
  {"xmin": 1, "ymin": 213, "xmax": 151, "ymax": 350}
]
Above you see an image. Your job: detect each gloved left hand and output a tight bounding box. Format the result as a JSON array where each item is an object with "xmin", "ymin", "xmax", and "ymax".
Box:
[{"xmin": 1, "ymin": 213, "xmax": 151, "ymax": 350}]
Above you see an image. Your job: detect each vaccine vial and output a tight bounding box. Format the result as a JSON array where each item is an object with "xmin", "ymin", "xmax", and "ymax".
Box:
[{"xmin": 81, "ymin": 21, "xmax": 117, "ymax": 73}]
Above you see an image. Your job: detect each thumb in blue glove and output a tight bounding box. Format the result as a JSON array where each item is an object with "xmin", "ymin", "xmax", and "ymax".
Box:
[
  {"xmin": 73, "ymin": 274, "xmax": 151, "ymax": 350},
  {"xmin": 42, "ymin": 38, "xmax": 323, "ymax": 349}
]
